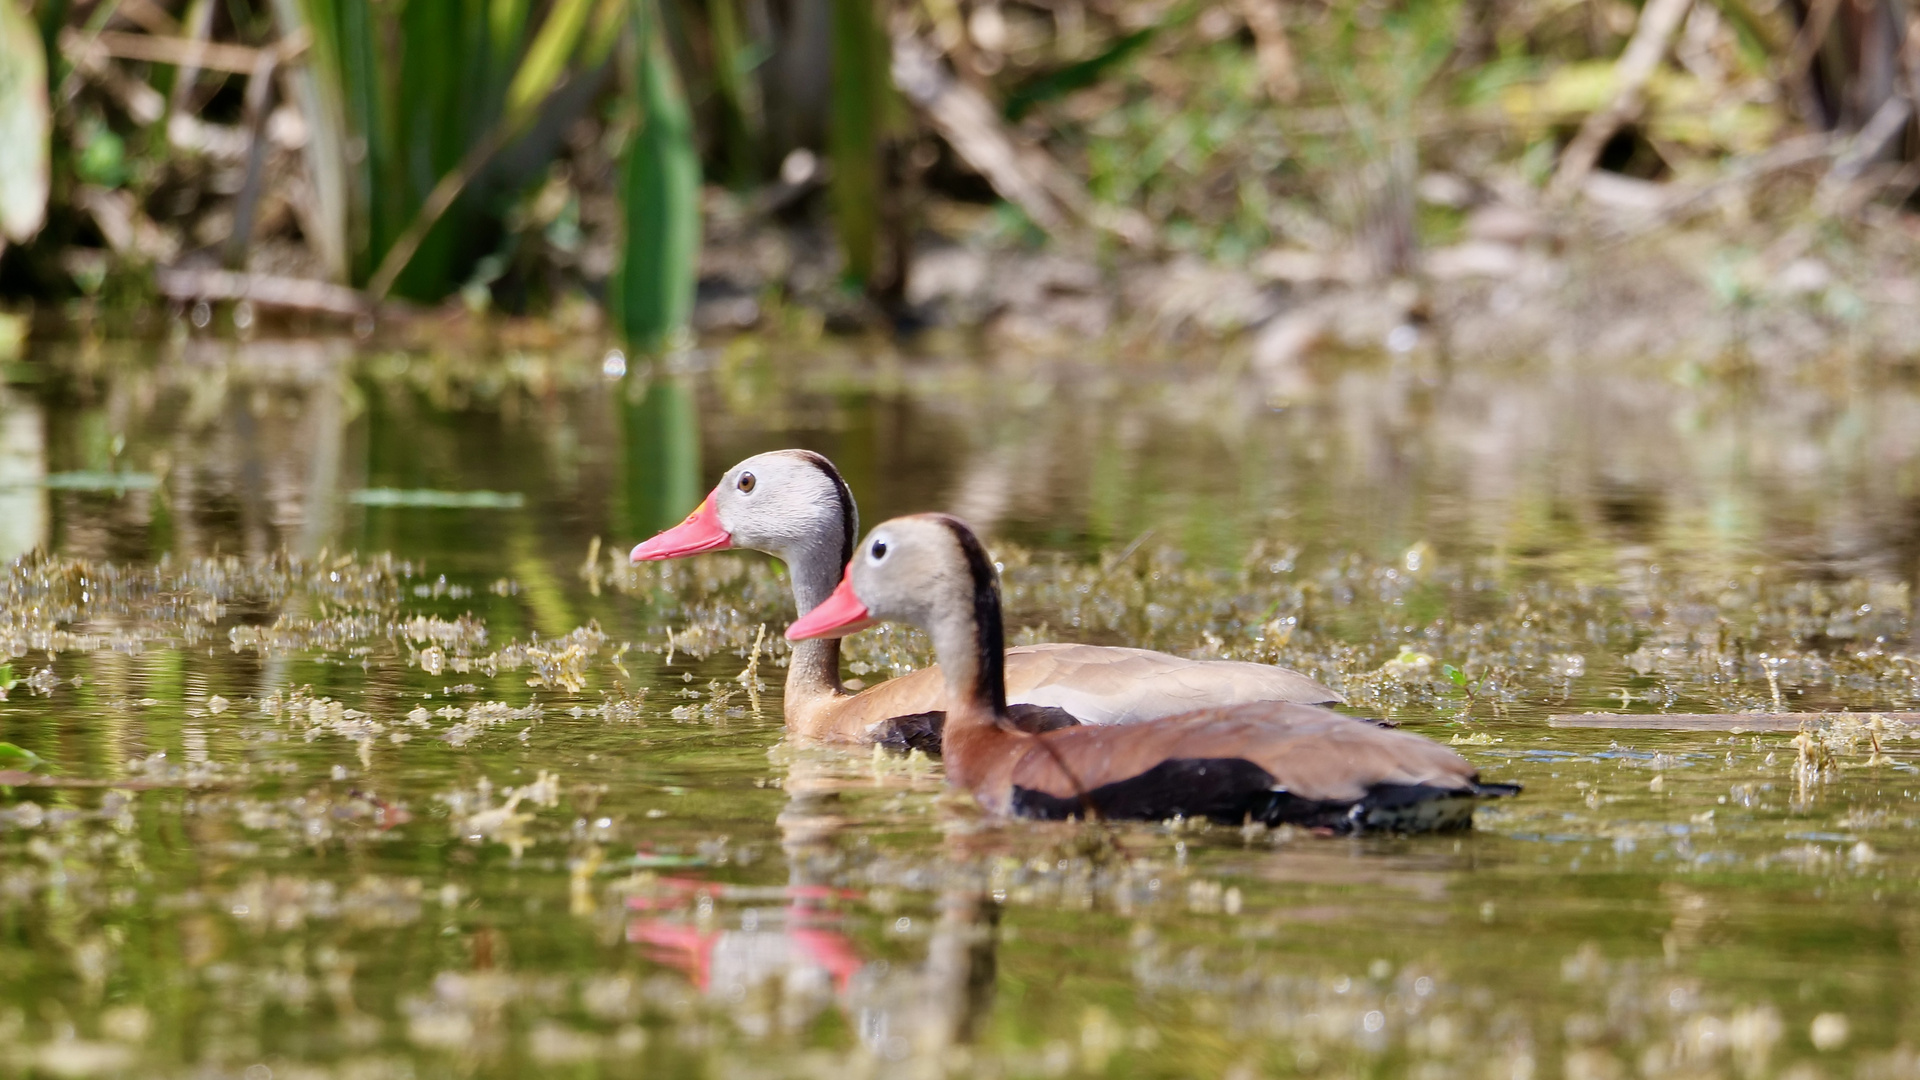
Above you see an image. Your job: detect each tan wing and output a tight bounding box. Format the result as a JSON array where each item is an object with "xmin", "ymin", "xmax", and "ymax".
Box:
[
  {"xmin": 806, "ymin": 666, "xmax": 951, "ymax": 741},
  {"xmin": 1001, "ymin": 643, "xmax": 1341, "ymax": 723},
  {"xmin": 1006, "ymin": 702, "xmax": 1477, "ymax": 804},
  {"xmin": 811, "ymin": 645, "xmax": 1339, "ymax": 741}
]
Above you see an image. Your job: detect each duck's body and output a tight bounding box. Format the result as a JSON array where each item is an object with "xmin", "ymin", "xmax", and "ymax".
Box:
[
  {"xmin": 946, "ymin": 702, "xmax": 1504, "ymax": 831},
  {"xmin": 800, "ymin": 641, "xmax": 1344, "ymax": 749},
  {"xmin": 632, "ymin": 451, "xmax": 1344, "ymax": 749},
  {"xmin": 787, "ymin": 514, "xmax": 1518, "ymax": 832}
]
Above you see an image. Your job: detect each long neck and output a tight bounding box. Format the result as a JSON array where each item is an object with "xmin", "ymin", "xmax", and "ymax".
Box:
[
  {"xmin": 781, "ymin": 455, "xmax": 861, "ymax": 723},
  {"xmin": 783, "ymin": 542, "xmax": 847, "ymax": 708},
  {"xmin": 930, "ymin": 528, "xmax": 1008, "ymax": 733},
  {"xmin": 925, "ymin": 528, "xmax": 1015, "ymax": 792},
  {"xmin": 929, "ymin": 610, "xmax": 1005, "ymax": 730}
]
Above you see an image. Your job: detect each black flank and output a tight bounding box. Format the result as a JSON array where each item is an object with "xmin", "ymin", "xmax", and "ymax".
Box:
[
  {"xmin": 1010, "ymin": 758, "xmax": 1491, "ymax": 833},
  {"xmin": 875, "ymin": 712, "xmax": 946, "ymax": 755},
  {"xmin": 794, "ymin": 451, "xmax": 858, "ymax": 570},
  {"xmin": 1003, "ymin": 703, "xmax": 1082, "ymax": 734},
  {"xmin": 932, "ymin": 515, "xmax": 1007, "ymax": 715},
  {"xmin": 875, "ymin": 704, "xmax": 1081, "ymax": 756}
]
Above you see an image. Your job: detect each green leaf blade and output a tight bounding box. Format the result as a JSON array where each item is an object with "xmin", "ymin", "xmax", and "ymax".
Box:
[
  {"xmin": 0, "ymin": 0, "xmax": 50, "ymax": 242},
  {"xmin": 0, "ymin": 743, "xmax": 44, "ymax": 772},
  {"xmin": 612, "ymin": 3, "xmax": 702, "ymax": 352}
]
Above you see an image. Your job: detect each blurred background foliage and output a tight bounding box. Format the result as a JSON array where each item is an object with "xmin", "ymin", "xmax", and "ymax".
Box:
[{"xmin": 0, "ymin": 0, "xmax": 1914, "ymax": 351}]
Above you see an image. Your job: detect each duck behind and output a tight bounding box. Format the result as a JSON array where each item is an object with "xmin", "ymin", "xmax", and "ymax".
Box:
[{"xmin": 630, "ymin": 449, "xmax": 1342, "ymax": 749}]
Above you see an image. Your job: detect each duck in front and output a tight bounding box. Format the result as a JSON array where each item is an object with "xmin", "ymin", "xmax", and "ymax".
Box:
[
  {"xmin": 631, "ymin": 450, "xmax": 1345, "ymax": 750},
  {"xmin": 786, "ymin": 513, "xmax": 1519, "ymax": 831}
]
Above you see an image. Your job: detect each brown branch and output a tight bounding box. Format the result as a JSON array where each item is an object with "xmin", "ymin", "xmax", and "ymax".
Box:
[
  {"xmin": 59, "ymin": 29, "xmax": 166, "ymax": 123},
  {"xmin": 1600, "ymin": 132, "xmax": 1840, "ymax": 240},
  {"xmin": 70, "ymin": 29, "xmax": 298, "ymax": 75},
  {"xmin": 156, "ymin": 267, "xmax": 369, "ymax": 317},
  {"xmin": 1547, "ymin": 0, "xmax": 1695, "ymax": 203},
  {"xmin": 889, "ymin": 31, "xmax": 1151, "ymax": 246},
  {"xmin": 1782, "ymin": 0, "xmax": 1841, "ymax": 125},
  {"xmin": 1816, "ymin": 94, "xmax": 1915, "ymax": 213},
  {"xmin": 889, "ymin": 32, "xmax": 1071, "ymax": 232}
]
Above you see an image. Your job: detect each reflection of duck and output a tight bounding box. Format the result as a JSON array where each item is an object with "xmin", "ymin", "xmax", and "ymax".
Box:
[
  {"xmin": 626, "ymin": 755, "xmax": 1003, "ymax": 1053},
  {"xmin": 789, "ymin": 514, "xmax": 1520, "ymax": 832},
  {"xmin": 625, "ymin": 844, "xmax": 871, "ymax": 1039},
  {"xmin": 631, "ymin": 450, "xmax": 1341, "ymax": 748},
  {"xmin": 628, "ymin": 899, "xmax": 865, "ymax": 996}
]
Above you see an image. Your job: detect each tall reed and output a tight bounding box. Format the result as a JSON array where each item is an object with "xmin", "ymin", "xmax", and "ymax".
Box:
[{"xmin": 611, "ymin": 0, "xmax": 701, "ymax": 352}]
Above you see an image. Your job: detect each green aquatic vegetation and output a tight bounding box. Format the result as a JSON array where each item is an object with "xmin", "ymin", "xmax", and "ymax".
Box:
[
  {"xmin": 611, "ymin": 2, "xmax": 703, "ymax": 351},
  {"xmin": 0, "ymin": 741, "xmax": 41, "ymax": 788},
  {"xmin": 0, "ymin": 0, "xmax": 48, "ymax": 247},
  {"xmin": 598, "ymin": 533, "xmax": 1920, "ymax": 731}
]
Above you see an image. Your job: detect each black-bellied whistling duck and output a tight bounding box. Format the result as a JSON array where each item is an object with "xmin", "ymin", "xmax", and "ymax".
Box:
[
  {"xmin": 631, "ymin": 450, "xmax": 1343, "ymax": 750},
  {"xmin": 786, "ymin": 514, "xmax": 1519, "ymax": 831}
]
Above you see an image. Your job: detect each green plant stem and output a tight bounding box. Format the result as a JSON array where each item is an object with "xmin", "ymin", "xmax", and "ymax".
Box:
[
  {"xmin": 610, "ymin": 0, "xmax": 701, "ymax": 350},
  {"xmin": 364, "ymin": 124, "xmax": 510, "ymax": 303},
  {"xmin": 829, "ymin": 0, "xmax": 882, "ymax": 285}
]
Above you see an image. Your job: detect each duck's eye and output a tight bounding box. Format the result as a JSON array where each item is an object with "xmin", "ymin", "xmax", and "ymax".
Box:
[
  {"xmin": 736, "ymin": 472, "xmax": 756, "ymax": 494},
  {"xmin": 869, "ymin": 539, "xmax": 888, "ymax": 561}
]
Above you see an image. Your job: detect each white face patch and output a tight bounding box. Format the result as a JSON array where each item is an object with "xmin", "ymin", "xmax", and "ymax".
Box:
[{"xmin": 708, "ymin": 452, "xmax": 851, "ymax": 560}]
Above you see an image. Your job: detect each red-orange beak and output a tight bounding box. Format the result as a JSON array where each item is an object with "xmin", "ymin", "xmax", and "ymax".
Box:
[
  {"xmin": 630, "ymin": 491, "xmax": 732, "ymax": 561},
  {"xmin": 785, "ymin": 574, "xmax": 874, "ymax": 640}
]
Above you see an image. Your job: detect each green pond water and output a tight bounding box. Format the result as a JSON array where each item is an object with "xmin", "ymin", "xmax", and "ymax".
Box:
[{"xmin": 4, "ymin": 339, "xmax": 1920, "ymax": 1080}]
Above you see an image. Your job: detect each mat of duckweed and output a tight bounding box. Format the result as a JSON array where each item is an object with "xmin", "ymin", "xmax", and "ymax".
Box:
[{"xmin": 3, "ymin": 540, "xmax": 1920, "ymax": 1080}]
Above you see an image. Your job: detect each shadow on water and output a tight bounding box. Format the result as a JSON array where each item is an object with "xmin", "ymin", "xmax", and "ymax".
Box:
[{"xmin": 5, "ymin": 338, "xmax": 1920, "ymax": 1077}]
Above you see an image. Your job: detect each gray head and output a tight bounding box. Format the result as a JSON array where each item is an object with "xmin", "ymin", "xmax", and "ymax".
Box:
[
  {"xmin": 787, "ymin": 513, "xmax": 1006, "ymax": 712},
  {"xmin": 631, "ymin": 450, "xmax": 857, "ymax": 571}
]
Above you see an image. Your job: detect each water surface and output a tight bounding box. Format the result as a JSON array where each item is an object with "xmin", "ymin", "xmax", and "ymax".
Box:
[{"xmin": 4, "ymin": 339, "xmax": 1920, "ymax": 1079}]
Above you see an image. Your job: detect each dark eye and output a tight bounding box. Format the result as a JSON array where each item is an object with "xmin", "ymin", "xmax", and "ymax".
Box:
[
  {"xmin": 869, "ymin": 539, "xmax": 887, "ymax": 560},
  {"xmin": 736, "ymin": 472, "xmax": 756, "ymax": 494}
]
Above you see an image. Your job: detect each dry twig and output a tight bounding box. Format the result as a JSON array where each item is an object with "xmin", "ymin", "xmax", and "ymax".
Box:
[
  {"xmin": 889, "ymin": 32, "xmax": 1072, "ymax": 233},
  {"xmin": 1547, "ymin": 0, "xmax": 1694, "ymax": 202},
  {"xmin": 1599, "ymin": 133, "xmax": 1840, "ymax": 240},
  {"xmin": 156, "ymin": 267, "xmax": 369, "ymax": 317},
  {"xmin": 1782, "ymin": 0, "xmax": 1842, "ymax": 124},
  {"xmin": 66, "ymin": 29, "xmax": 296, "ymax": 75},
  {"xmin": 1816, "ymin": 95, "xmax": 1916, "ymax": 213},
  {"xmin": 890, "ymin": 31, "xmax": 1151, "ymax": 246}
]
